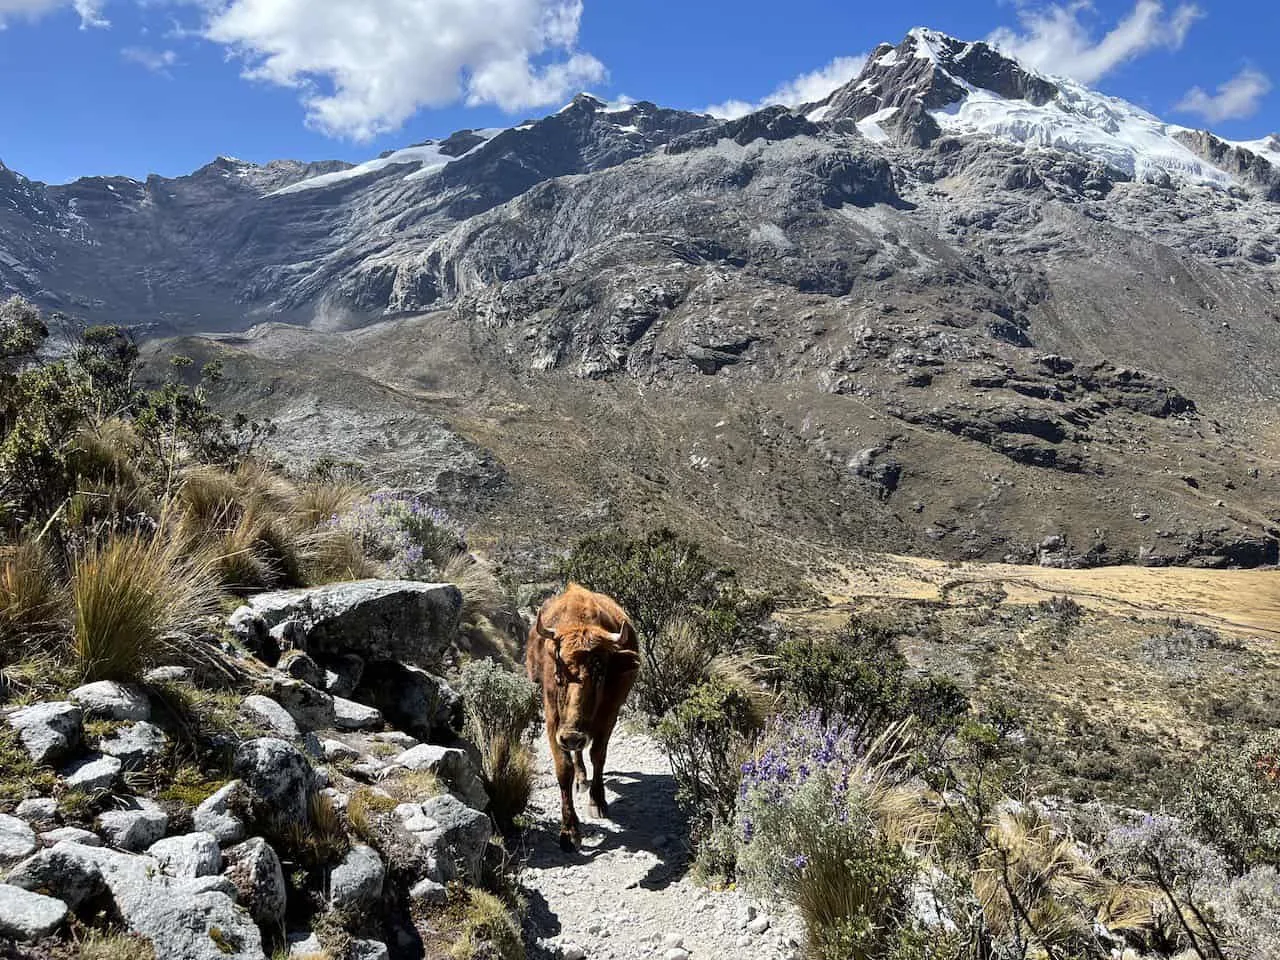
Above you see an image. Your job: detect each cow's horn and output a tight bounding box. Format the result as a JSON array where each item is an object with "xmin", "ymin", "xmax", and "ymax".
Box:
[{"xmin": 604, "ymin": 629, "xmax": 624, "ymax": 646}]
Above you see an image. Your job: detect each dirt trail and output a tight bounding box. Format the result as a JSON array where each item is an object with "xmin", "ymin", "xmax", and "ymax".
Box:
[{"xmin": 517, "ymin": 728, "xmax": 802, "ymax": 960}]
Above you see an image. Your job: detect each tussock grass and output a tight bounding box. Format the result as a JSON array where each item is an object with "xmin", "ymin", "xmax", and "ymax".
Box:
[
  {"xmin": 444, "ymin": 553, "xmax": 521, "ymax": 661},
  {"xmin": 299, "ymin": 526, "xmax": 380, "ymax": 584},
  {"xmin": 293, "ymin": 480, "xmax": 365, "ymax": 531},
  {"xmin": 449, "ymin": 889, "xmax": 525, "ymax": 960},
  {"xmin": 78, "ymin": 929, "xmax": 157, "ymax": 960},
  {"xmin": 347, "ymin": 787, "xmax": 398, "ymax": 846},
  {"xmin": 0, "ymin": 539, "xmax": 66, "ymax": 661},
  {"xmin": 381, "ymin": 769, "xmax": 444, "ymax": 803},
  {"xmin": 71, "ymin": 534, "xmax": 222, "ymax": 682},
  {"xmin": 484, "ymin": 734, "xmax": 535, "ymax": 832}
]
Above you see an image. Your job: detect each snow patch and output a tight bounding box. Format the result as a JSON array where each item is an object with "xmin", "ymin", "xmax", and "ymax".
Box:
[
  {"xmin": 1231, "ymin": 134, "xmax": 1280, "ymax": 169},
  {"xmin": 857, "ymin": 107, "xmax": 899, "ymax": 144}
]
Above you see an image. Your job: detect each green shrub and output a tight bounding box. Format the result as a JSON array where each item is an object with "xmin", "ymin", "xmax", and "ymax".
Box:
[
  {"xmin": 656, "ymin": 675, "xmax": 766, "ymax": 834},
  {"xmin": 560, "ymin": 527, "xmax": 772, "ymax": 721},
  {"xmin": 776, "ymin": 615, "xmax": 967, "ymax": 747},
  {"xmin": 71, "ymin": 534, "xmax": 221, "ymax": 682},
  {"xmin": 456, "ymin": 659, "xmax": 540, "ymax": 830},
  {"xmin": 1179, "ymin": 730, "xmax": 1280, "ymax": 872}
]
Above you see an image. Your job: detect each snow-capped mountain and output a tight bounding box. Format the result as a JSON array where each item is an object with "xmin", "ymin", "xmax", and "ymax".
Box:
[{"xmin": 806, "ymin": 27, "xmax": 1276, "ymax": 193}]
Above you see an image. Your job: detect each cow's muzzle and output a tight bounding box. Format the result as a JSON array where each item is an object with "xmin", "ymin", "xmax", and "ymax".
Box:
[{"xmin": 557, "ymin": 730, "xmax": 589, "ymax": 751}]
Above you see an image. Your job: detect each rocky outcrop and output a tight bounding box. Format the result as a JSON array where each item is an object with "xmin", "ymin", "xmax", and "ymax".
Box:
[
  {"xmin": 229, "ymin": 580, "xmax": 463, "ymax": 668},
  {"xmin": 6, "ymin": 702, "xmax": 81, "ymax": 766},
  {"xmin": 232, "ymin": 738, "xmax": 314, "ymax": 826}
]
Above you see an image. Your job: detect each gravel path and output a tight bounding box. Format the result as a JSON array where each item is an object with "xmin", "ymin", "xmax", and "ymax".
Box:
[{"xmin": 518, "ymin": 727, "xmax": 803, "ymax": 960}]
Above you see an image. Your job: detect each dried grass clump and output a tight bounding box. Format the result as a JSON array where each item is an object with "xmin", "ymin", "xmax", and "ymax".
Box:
[{"xmin": 0, "ymin": 539, "xmax": 66, "ymax": 662}]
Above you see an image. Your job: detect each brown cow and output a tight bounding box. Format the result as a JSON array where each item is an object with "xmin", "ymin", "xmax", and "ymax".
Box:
[{"xmin": 526, "ymin": 583, "xmax": 641, "ymax": 850}]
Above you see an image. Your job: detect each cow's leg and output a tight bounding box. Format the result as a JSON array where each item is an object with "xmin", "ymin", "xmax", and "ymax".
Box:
[
  {"xmin": 573, "ymin": 750, "xmax": 589, "ymax": 793},
  {"xmin": 588, "ymin": 715, "xmax": 620, "ymax": 819},
  {"xmin": 548, "ymin": 724, "xmax": 581, "ymax": 850}
]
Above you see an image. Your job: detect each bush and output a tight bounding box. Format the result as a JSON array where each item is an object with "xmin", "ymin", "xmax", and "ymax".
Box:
[
  {"xmin": 776, "ymin": 615, "xmax": 967, "ymax": 747},
  {"xmin": 736, "ymin": 712, "xmax": 926, "ymax": 960},
  {"xmin": 656, "ymin": 675, "xmax": 767, "ymax": 835},
  {"xmin": 71, "ymin": 534, "xmax": 221, "ymax": 682},
  {"xmin": 456, "ymin": 659, "xmax": 540, "ymax": 830},
  {"xmin": 1179, "ymin": 731, "xmax": 1280, "ymax": 872},
  {"xmin": 1218, "ymin": 866, "xmax": 1280, "ymax": 960},
  {"xmin": 560, "ymin": 527, "xmax": 772, "ymax": 721},
  {"xmin": 328, "ymin": 492, "xmax": 465, "ymax": 580},
  {"xmin": 450, "ymin": 888, "xmax": 524, "ymax": 960}
]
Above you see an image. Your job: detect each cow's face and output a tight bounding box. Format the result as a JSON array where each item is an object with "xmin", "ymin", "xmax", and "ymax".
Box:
[{"xmin": 540, "ymin": 625, "xmax": 639, "ymax": 752}]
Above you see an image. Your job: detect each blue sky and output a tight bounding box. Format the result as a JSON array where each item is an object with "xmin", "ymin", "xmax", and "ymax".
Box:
[{"xmin": 0, "ymin": 0, "xmax": 1276, "ymax": 184}]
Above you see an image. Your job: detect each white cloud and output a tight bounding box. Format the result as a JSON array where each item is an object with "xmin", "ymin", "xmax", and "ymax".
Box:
[
  {"xmin": 705, "ymin": 54, "xmax": 868, "ymax": 120},
  {"xmin": 1176, "ymin": 67, "xmax": 1272, "ymax": 124},
  {"xmin": 989, "ymin": 1, "xmax": 1202, "ymax": 84},
  {"xmin": 122, "ymin": 45, "xmax": 178, "ymax": 73},
  {"xmin": 0, "ymin": 0, "xmax": 107, "ymax": 28},
  {"xmin": 198, "ymin": 0, "xmax": 606, "ymax": 141}
]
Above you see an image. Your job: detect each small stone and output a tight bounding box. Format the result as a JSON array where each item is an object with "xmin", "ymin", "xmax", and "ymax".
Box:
[
  {"xmin": 736, "ymin": 936, "xmax": 752, "ymax": 948},
  {"xmin": 147, "ymin": 832, "xmax": 222, "ymax": 878},
  {"xmin": 351, "ymin": 940, "xmax": 390, "ymax": 960},
  {"xmin": 7, "ymin": 702, "xmax": 81, "ymax": 766},
  {"xmin": 409, "ymin": 877, "xmax": 448, "ymax": 905},
  {"xmin": 15, "ymin": 798, "xmax": 57, "ymax": 824},
  {"xmin": 321, "ymin": 739, "xmax": 360, "ymax": 763},
  {"xmin": 0, "ymin": 883, "xmax": 67, "ymax": 940},
  {"xmin": 278, "ymin": 650, "xmax": 326, "ymax": 688},
  {"xmin": 0, "ymin": 814, "xmax": 39, "ymax": 861},
  {"xmin": 194, "ymin": 781, "xmax": 247, "ymax": 845},
  {"xmin": 63, "ymin": 754, "xmax": 122, "ymax": 793},
  {"xmin": 143, "ymin": 666, "xmax": 193, "ymax": 684},
  {"xmin": 330, "ymin": 843, "xmax": 384, "ymax": 910},
  {"xmin": 223, "ymin": 836, "xmax": 286, "ymax": 931},
  {"xmin": 98, "ymin": 721, "xmax": 168, "ymax": 770},
  {"xmin": 562, "ymin": 944, "xmax": 587, "ymax": 960},
  {"xmin": 97, "ymin": 800, "xmax": 167, "ymax": 852},
  {"xmin": 373, "ymin": 730, "xmax": 418, "ymax": 750},
  {"xmin": 333, "ymin": 696, "xmax": 383, "ymax": 731},
  {"xmin": 289, "ymin": 933, "xmax": 324, "ymax": 958},
  {"xmin": 664, "ymin": 950, "xmax": 690, "ymax": 960},
  {"xmin": 350, "ymin": 760, "xmax": 386, "ymax": 780},
  {"xmin": 240, "ymin": 695, "xmax": 300, "ymax": 738},
  {"xmin": 268, "ymin": 678, "xmax": 335, "ymax": 731},
  {"xmin": 663, "ymin": 934, "xmax": 685, "ymax": 949},
  {"xmin": 39, "ymin": 827, "xmax": 101, "ymax": 847},
  {"xmin": 69, "ymin": 681, "xmax": 150, "ymax": 721},
  {"xmin": 587, "ymin": 922, "xmax": 603, "ymax": 935},
  {"xmin": 746, "ymin": 916, "xmax": 771, "ymax": 935}
]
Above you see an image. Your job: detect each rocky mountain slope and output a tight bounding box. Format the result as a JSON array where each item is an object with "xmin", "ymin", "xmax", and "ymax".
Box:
[{"xmin": 9, "ymin": 28, "xmax": 1280, "ymax": 570}]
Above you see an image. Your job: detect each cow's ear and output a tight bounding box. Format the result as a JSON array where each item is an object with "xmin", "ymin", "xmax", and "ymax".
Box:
[
  {"xmin": 535, "ymin": 612, "xmax": 557, "ymax": 643},
  {"xmin": 612, "ymin": 649, "xmax": 641, "ymax": 676}
]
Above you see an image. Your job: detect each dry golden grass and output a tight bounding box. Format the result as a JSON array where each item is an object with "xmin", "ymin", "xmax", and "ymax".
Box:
[
  {"xmin": 70, "ymin": 534, "xmax": 221, "ymax": 682},
  {"xmin": 293, "ymin": 480, "xmax": 365, "ymax": 531},
  {"xmin": 0, "ymin": 539, "xmax": 66, "ymax": 659},
  {"xmin": 78, "ymin": 928, "xmax": 157, "ymax": 960}
]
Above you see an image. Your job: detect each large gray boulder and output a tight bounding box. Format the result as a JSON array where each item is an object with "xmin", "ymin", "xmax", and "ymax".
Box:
[
  {"xmin": 69, "ymin": 681, "xmax": 151, "ymax": 721},
  {"xmin": 0, "ymin": 883, "xmax": 67, "ymax": 940},
  {"xmin": 6, "ymin": 702, "xmax": 81, "ymax": 766},
  {"xmin": 229, "ymin": 580, "xmax": 462, "ymax": 668},
  {"xmin": 97, "ymin": 799, "xmax": 168, "ymax": 852},
  {"xmin": 223, "ymin": 837, "xmax": 286, "ymax": 932},
  {"xmin": 357, "ymin": 663, "xmax": 461, "ymax": 740},
  {"xmin": 194, "ymin": 781, "xmax": 247, "ymax": 846},
  {"xmin": 98, "ymin": 720, "xmax": 168, "ymax": 770},
  {"xmin": 148, "ymin": 833, "xmax": 222, "ymax": 878},
  {"xmin": 396, "ymin": 794, "xmax": 491, "ymax": 884},
  {"xmin": 329, "ymin": 843, "xmax": 385, "ymax": 911},
  {"xmin": 12, "ymin": 841, "xmax": 264, "ymax": 959},
  {"xmin": 389, "ymin": 744, "xmax": 487, "ymax": 810},
  {"xmin": 233, "ymin": 739, "xmax": 313, "ymax": 825},
  {"xmin": 6, "ymin": 843, "xmax": 107, "ymax": 909}
]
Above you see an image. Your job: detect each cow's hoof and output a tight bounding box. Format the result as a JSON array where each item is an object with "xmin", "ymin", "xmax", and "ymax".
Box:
[{"xmin": 559, "ymin": 830, "xmax": 580, "ymax": 852}]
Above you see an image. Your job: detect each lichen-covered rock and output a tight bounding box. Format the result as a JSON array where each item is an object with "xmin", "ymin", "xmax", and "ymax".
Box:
[
  {"xmin": 6, "ymin": 843, "xmax": 107, "ymax": 909},
  {"xmin": 233, "ymin": 739, "xmax": 313, "ymax": 825},
  {"xmin": 351, "ymin": 940, "xmax": 390, "ymax": 960},
  {"xmin": 229, "ymin": 580, "xmax": 462, "ymax": 668},
  {"xmin": 97, "ymin": 799, "xmax": 168, "ymax": 852},
  {"xmin": 63, "ymin": 754, "xmax": 122, "ymax": 793},
  {"xmin": 320, "ymin": 739, "xmax": 360, "ymax": 763},
  {"xmin": 332, "ymin": 696, "xmax": 382, "ymax": 731},
  {"xmin": 223, "ymin": 837, "xmax": 286, "ymax": 932},
  {"xmin": 277, "ymin": 651, "xmax": 326, "ymax": 689},
  {"xmin": 409, "ymin": 877, "xmax": 448, "ymax": 905},
  {"xmin": 0, "ymin": 814, "xmax": 39, "ymax": 862},
  {"xmin": 240, "ymin": 695, "xmax": 301, "ymax": 738},
  {"xmin": 6, "ymin": 702, "xmax": 81, "ymax": 766},
  {"xmin": 330, "ymin": 843, "xmax": 384, "ymax": 911},
  {"xmin": 194, "ymin": 781, "xmax": 247, "ymax": 846},
  {"xmin": 39, "ymin": 827, "xmax": 101, "ymax": 847},
  {"xmin": 148, "ymin": 833, "xmax": 222, "ymax": 878},
  {"xmin": 143, "ymin": 665, "xmax": 193, "ymax": 684},
  {"xmin": 267, "ymin": 679, "xmax": 334, "ymax": 731},
  {"xmin": 0, "ymin": 883, "xmax": 67, "ymax": 940},
  {"xmin": 69, "ymin": 681, "xmax": 151, "ymax": 721},
  {"xmin": 14, "ymin": 798, "xmax": 56, "ymax": 825},
  {"xmin": 98, "ymin": 721, "xmax": 169, "ymax": 770},
  {"xmin": 389, "ymin": 744, "xmax": 487, "ymax": 810},
  {"xmin": 357, "ymin": 663, "xmax": 461, "ymax": 740},
  {"xmin": 397, "ymin": 794, "xmax": 491, "ymax": 884},
  {"xmin": 322, "ymin": 653, "xmax": 365, "ymax": 698}
]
